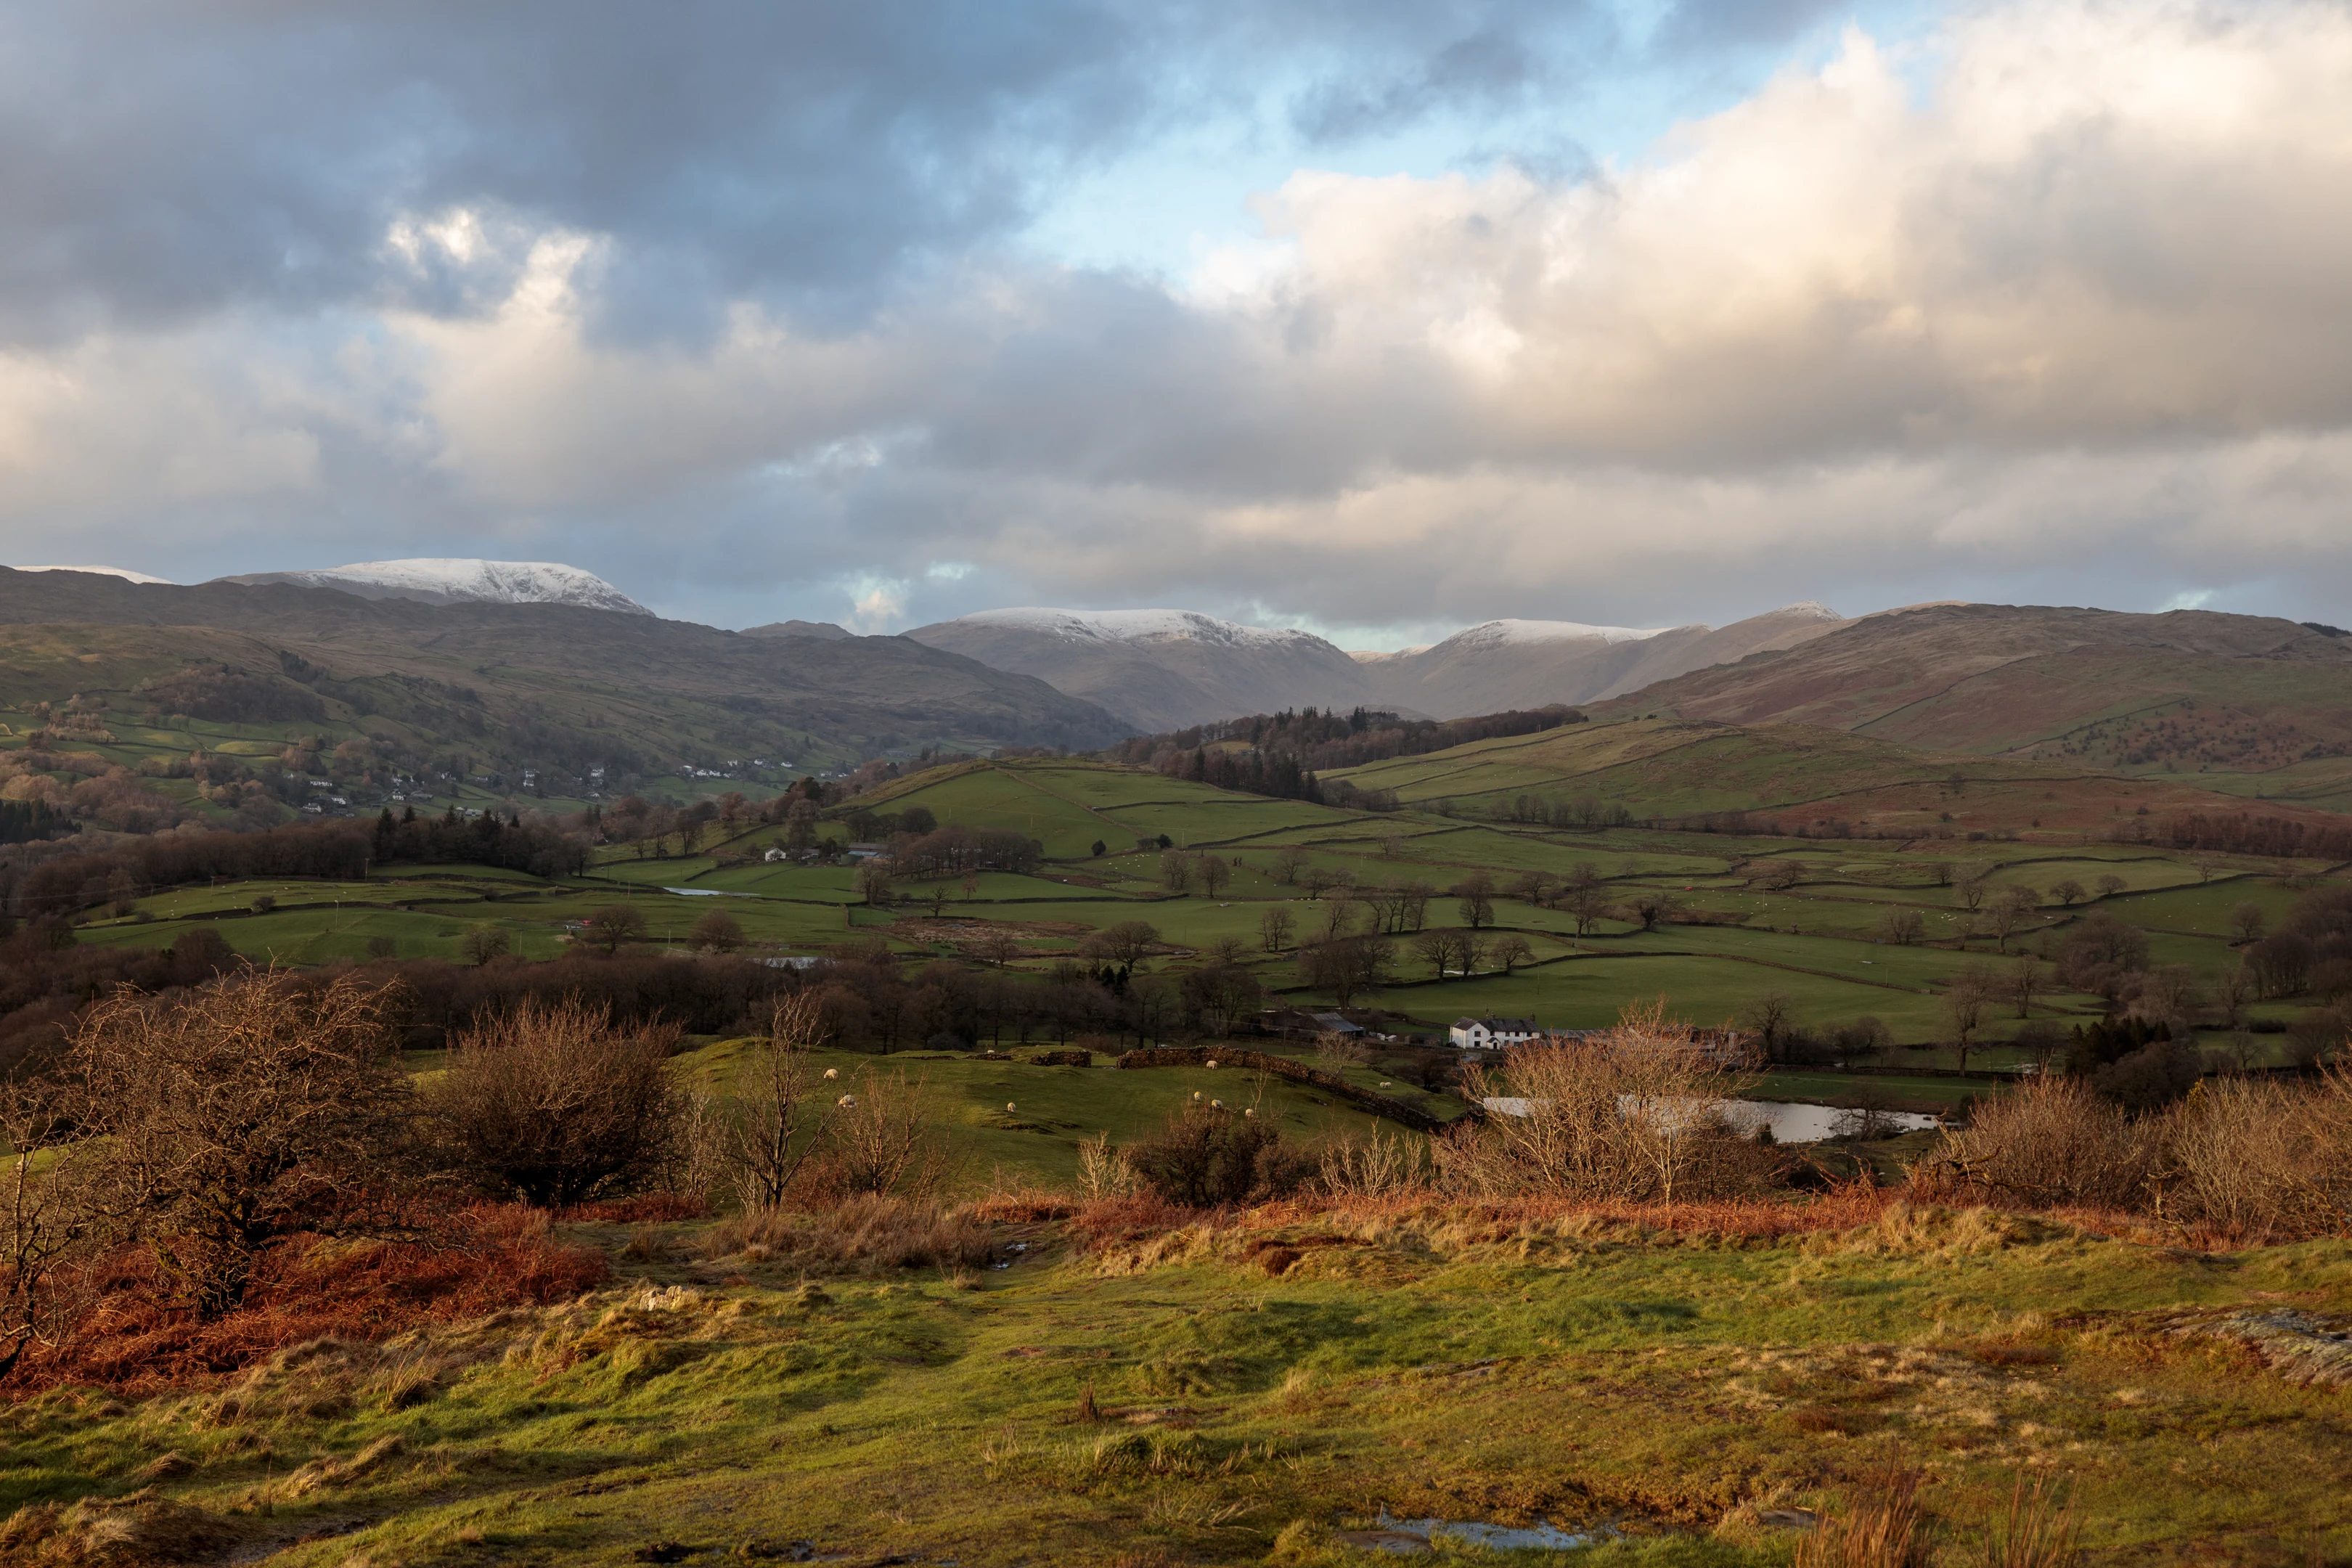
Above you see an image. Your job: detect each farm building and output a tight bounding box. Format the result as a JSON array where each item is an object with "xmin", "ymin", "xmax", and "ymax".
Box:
[{"xmin": 1450, "ymin": 1016, "xmax": 1541, "ymax": 1050}]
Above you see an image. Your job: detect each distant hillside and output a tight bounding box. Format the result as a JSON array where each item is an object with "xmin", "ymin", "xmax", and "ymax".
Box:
[
  {"xmin": 1360, "ymin": 603, "xmax": 1847, "ymax": 716},
  {"xmin": 0, "ymin": 568, "xmax": 1127, "ymax": 787},
  {"xmin": 906, "ymin": 608, "xmax": 1374, "ymax": 731},
  {"xmin": 216, "ymin": 558, "xmax": 651, "ymax": 615},
  {"xmin": 1595, "ymin": 603, "xmax": 2352, "ymax": 807}
]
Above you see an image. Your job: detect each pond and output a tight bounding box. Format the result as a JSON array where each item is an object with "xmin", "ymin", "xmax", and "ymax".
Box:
[{"xmin": 1478, "ymin": 1095, "xmax": 1943, "ymax": 1144}]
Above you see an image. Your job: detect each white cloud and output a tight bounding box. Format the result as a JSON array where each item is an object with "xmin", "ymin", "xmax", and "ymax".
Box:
[{"xmin": 6, "ymin": 1, "xmax": 2352, "ymax": 633}]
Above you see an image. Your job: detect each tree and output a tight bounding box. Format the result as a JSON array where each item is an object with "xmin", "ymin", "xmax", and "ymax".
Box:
[
  {"xmin": 1490, "ymin": 933, "xmax": 1534, "ymax": 974},
  {"xmin": 1567, "ymin": 885, "xmax": 1610, "ymax": 937},
  {"xmin": 583, "ymin": 904, "xmax": 648, "ymax": 954},
  {"xmin": 1953, "ymin": 866, "xmax": 1994, "ymax": 914},
  {"xmin": 1270, "ymin": 846, "xmax": 1309, "ymax": 885},
  {"xmin": 1510, "ymin": 871, "xmax": 1556, "ymax": 907},
  {"xmin": 1736, "ymin": 990, "xmax": 1799, "ymax": 1061},
  {"xmin": 1943, "ymin": 966, "xmax": 1996, "ymax": 1071},
  {"xmin": 1984, "ymin": 884, "xmax": 2040, "ymax": 953},
  {"xmin": 1453, "ymin": 873, "xmax": 1496, "ymax": 930},
  {"xmin": 1566, "ymin": 862, "xmax": 1601, "ymax": 892},
  {"xmin": 62, "ymin": 972, "xmax": 422, "ymax": 1320},
  {"xmin": 974, "ymin": 928, "xmax": 1019, "ymax": 968},
  {"xmin": 1259, "ymin": 906, "xmax": 1295, "ymax": 953},
  {"xmin": 854, "ymin": 859, "xmax": 893, "ymax": 907},
  {"xmin": 2049, "ymin": 878, "xmax": 2086, "ymax": 907},
  {"xmin": 1624, "ymin": 891, "xmax": 1675, "ymax": 931},
  {"xmin": 1090, "ymin": 839, "xmax": 1107, "ymax": 858},
  {"xmin": 783, "ymin": 798, "xmax": 820, "ymax": 855},
  {"xmin": 462, "ymin": 926, "xmax": 512, "ymax": 965},
  {"xmin": 711, "ymin": 994, "xmax": 825, "ymax": 1211},
  {"xmin": 2094, "ymin": 873, "xmax": 2128, "ymax": 899},
  {"xmin": 1874, "ymin": 907, "xmax": 1925, "ymax": 946},
  {"xmin": 1196, "ymin": 854, "xmax": 1231, "ymax": 898},
  {"xmin": 1180, "ymin": 964, "xmax": 1262, "ymax": 1037},
  {"xmin": 692, "ymin": 910, "xmax": 746, "ymax": 953},
  {"xmin": 2217, "ymin": 956, "xmax": 2255, "ymax": 1027},
  {"xmin": 1086, "ymin": 919, "xmax": 1161, "ymax": 968},
  {"xmin": 1758, "ymin": 860, "xmax": 1804, "ymax": 892},
  {"xmin": 2229, "ymin": 902, "xmax": 2267, "ymax": 945},
  {"xmin": 1296, "ymin": 934, "xmax": 1391, "ymax": 1008},
  {"xmin": 1299, "ymin": 867, "xmax": 1343, "ymax": 901},
  {"xmin": 2005, "ymin": 953, "xmax": 2046, "ymax": 1018},
  {"xmin": 432, "ymin": 998, "xmax": 682, "ymax": 1209},
  {"xmin": 1160, "ymin": 849, "xmax": 1193, "ymax": 894},
  {"xmin": 1410, "ymin": 928, "xmax": 1461, "ymax": 980}
]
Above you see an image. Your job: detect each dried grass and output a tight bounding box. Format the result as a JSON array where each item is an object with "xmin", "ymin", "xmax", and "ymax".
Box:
[
  {"xmin": 695, "ymin": 1193, "xmax": 994, "ymax": 1275},
  {"xmin": 1796, "ymin": 1456, "xmax": 1932, "ymax": 1568}
]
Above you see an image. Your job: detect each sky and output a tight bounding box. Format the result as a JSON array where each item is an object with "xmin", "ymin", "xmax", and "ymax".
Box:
[{"xmin": 1, "ymin": 0, "xmax": 2349, "ymax": 647}]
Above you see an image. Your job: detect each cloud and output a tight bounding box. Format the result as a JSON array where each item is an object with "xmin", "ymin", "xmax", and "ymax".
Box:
[{"xmin": 3, "ymin": 1, "xmax": 2351, "ymax": 638}]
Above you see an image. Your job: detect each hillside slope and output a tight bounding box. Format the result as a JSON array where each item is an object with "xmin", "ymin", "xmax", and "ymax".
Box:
[
  {"xmin": 907, "ymin": 608, "xmax": 1374, "ymax": 730},
  {"xmin": 0, "ymin": 569, "xmax": 1128, "ymax": 782},
  {"xmin": 1598, "ymin": 604, "xmax": 2352, "ymax": 767},
  {"xmin": 1361, "ymin": 603, "xmax": 1847, "ymax": 716},
  {"xmin": 216, "ymin": 558, "xmax": 652, "ymax": 614}
]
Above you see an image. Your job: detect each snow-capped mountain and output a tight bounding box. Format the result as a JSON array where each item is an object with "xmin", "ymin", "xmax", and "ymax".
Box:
[
  {"xmin": 1363, "ymin": 604, "xmax": 1848, "ymax": 716},
  {"xmin": 13, "ymin": 565, "xmax": 175, "ymax": 584},
  {"xmin": 215, "ymin": 558, "xmax": 651, "ymax": 616},
  {"xmin": 907, "ymin": 608, "xmax": 1373, "ymax": 731}
]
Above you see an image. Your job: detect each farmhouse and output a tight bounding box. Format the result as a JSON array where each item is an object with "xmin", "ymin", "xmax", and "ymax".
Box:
[{"xmin": 1450, "ymin": 1016, "xmax": 1540, "ymax": 1050}]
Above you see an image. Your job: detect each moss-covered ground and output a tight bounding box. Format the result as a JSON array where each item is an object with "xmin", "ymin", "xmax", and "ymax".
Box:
[{"xmin": 5, "ymin": 1201, "xmax": 2348, "ymax": 1566}]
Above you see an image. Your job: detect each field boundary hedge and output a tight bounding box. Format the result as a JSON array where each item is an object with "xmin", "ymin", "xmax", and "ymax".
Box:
[{"xmin": 1116, "ymin": 1046, "xmax": 1447, "ymax": 1133}]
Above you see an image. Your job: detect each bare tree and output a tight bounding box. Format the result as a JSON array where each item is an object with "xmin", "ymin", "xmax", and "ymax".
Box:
[
  {"xmin": 462, "ymin": 926, "xmax": 512, "ymax": 965},
  {"xmin": 1874, "ymin": 907, "xmax": 1925, "ymax": 946},
  {"xmin": 1410, "ymin": 928, "xmax": 1460, "ymax": 979},
  {"xmin": 2005, "ymin": 953, "xmax": 2046, "ymax": 1018},
  {"xmin": 1943, "ymin": 965, "xmax": 1996, "ymax": 1071},
  {"xmin": 2095, "ymin": 873, "xmax": 2128, "ymax": 900},
  {"xmin": 1083, "ymin": 919, "xmax": 1161, "ymax": 968},
  {"xmin": 583, "ymin": 903, "xmax": 648, "ymax": 954},
  {"xmin": 692, "ymin": 910, "xmax": 746, "ymax": 952},
  {"xmin": 2217, "ymin": 956, "xmax": 2255, "ymax": 1027},
  {"xmin": 1296, "ymin": 934, "xmax": 1391, "ymax": 1008},
  {"xmin": 854, "ymin": 860, "xmax": 894, "ymax": 907},
  {"xmin": 1270, "ymin": 845, "xmax": 1309, "ymax": 885},
  {"xmin": 1455, "ymin": 873, "xmax": 1496, "ymax": 930},
  {"xmin": 1490, "ymin": 933, "xmax": 1534, "ymax": 973},
  {"xmin": 0, "ymin": 1083, "xmax": 94, "ymax": 1380},
  {"xmin": 1160, "ymin": 849, "xmax": 1193, "ymax": 894},
  {"xmin": 1985, "ymin": 884, "xmax": 2041, "ymax": 953},
  {"xmin": 1510, "ymin": 870, "xmax": 1556, "ymax": 907},
  {"xmin": 2049, "ymin": 878, "xmax": 2086, "ymax": 907},
  {"xmin": 1736, "ymin": 989, "xmax": 1799, "ymax": 1059},
  {"xmin": 433, "ymin": 998, "xmax": 683, "ymax": 1209},
  {"xmin": 1195, "ymin": 854, "xmax": 1230, "ymax": 898},
  {"xmin": 1259, "ymin": 906, "xmax": 1295, "ymax": 953},
  {"xmin": 714, "ymin": 994, "xmax": 825, "ymax": 1211},
  {"xmin": 1567, "ymin": 885, "xmax": 1611, "ymax": 937},
  {"xmin": 974, "ymin": 928, "xmax": 1020, "ymax": 968},
  {"xmin": 1622, "ymin": 891, "xmax": 1675, "ymax": 931},
  {"xmin": 1953, "ymin": 865, "xmax": 1994, "ymax": 914},
  {"xmin": 2229, "ymin": 902, "xmax": 2267, "ymax": 945},
  {"xmin": 64, "ymin": 971, "xmax": 424, "ymax": 1320}
]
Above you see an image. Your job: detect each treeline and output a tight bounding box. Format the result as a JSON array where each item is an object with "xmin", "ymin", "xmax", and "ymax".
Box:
[
  {"xmin": 0, "ymin": 799, "xmax": 73, "ymax": 846},
  {"xmin": 884, "ymin": 823, "xmax": 1045, "ymax": 878},
  {"xmin": 1101, "ymin": 705, "xmax": 1584, "ymax": 807},
  {"xmin": 2157, "ymin": 812, "xmax": 2352, "ymax": 861},
  {"xmin": 9, "ymin": 810, "xmax": 589, "ymax": 918}
]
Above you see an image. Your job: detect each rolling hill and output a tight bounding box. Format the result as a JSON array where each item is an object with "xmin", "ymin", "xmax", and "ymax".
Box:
[
  {"xmin": 0, "ymin": 568, "xmax": 1129, "ymax": 791},
  {"xmin": 1593, "ymin": 603, "xmax": 2352, "ymax": 807},
  {"xmin": 215, "ymin": 558, "xmax": 652, "ymax": 614},
  {"xmin": 905, "ymin": 608, "xmax": 1374, "ymax": 731}
]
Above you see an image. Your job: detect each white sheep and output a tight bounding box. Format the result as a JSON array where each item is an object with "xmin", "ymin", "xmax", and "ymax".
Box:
[
  {"xmin": 823, "ymin": 1067, "xmax": 839, "ymax": 1080},
  {"xmin": 1006, "ymin": 1102, "xmax": 1017, "ymax": 1113},
  {"xmin": 836, "ymin": 1094, "xmax": 858, "ymax": 1108}
]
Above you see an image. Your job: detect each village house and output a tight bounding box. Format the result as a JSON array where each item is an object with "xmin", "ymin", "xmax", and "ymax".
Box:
[{"xmin": 1449, "ymin": 1016, "xmax": 1541, "ymax": 1050}]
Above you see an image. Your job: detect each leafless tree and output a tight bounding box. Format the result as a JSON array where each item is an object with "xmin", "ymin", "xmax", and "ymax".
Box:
[
  {"xmin": 462, "ymin": 926, "xmax": 512, "ymax": 965},
  {"xmin": 1259, "ymin": 906, "xmax": 1295, "ymax": 953},
  {"xmin": 1296, "ymin": 934, "xmax": 1391, "ymax": 1008},
  {"xmin": 0, "ymin": 1083, "xmax": 95, "ymax": 1380},
  {"xmin": 974, "ymin": 928, "xmax": 1020, "ymax": 968},
  {"xmin": 1622, "ymin": 891, "xmax": 1675, "ymax": 931},
  {"xmin": 1874, "ymin": 907, "xmax": 1924, "ymax": 946},
  {"xmin": 1567, "ymin": 885, "xmax": 1611, "ymax": 937},
  {"xmin": 1943, "ymin": 965, "xmax": 1996, "ymax": 1071},
  {"xmin": 2229, "ymin": 902, "xmax": 2267, "ymax": 945},
  {"xmin": 712, "ymin": 994, "xmax": 826, "ymax": 1211},
  {"xmin": 1195, "ymin": 854, "xmax": 1230, "ymax": 898},
  {"xmin": 1510, "ymin": 871, "xmax": 1556, "ymax": 907},
  {"xmin": 583, "ymin": 903, "xmax": 648, "ymax": 954},
  {"xmin": 2005, "ymin": 953, "xmax": 2046, "ymax": 1018},
  {"xmin": 1984, "ymin": 884, "xmax": 2040, "ymax": 953},
  {"xmin": 2049, "ymin": 878, "xmax": 2086, "ymax": 907},
  {"xmin": 1410, "ymin": 928, "xmax": 1459, "ymax": 979},
  {"xmin": 1270, "ymin": 846, "xmax": 1308, "ymax": 885},
  {"xmin": 1160, "ymin": 849, "xmax": 1193, "ymax": 894},
  {"xmin": 1455, "ymin": 873, "xmax": 1496, "ymax": 930},
  {"xmin": 64, "ymin": 971, "xmax": 425, "ymax": 1320},
  {"xmin": 2095, "ymin": 873, "xmax": 2128, "ymax": 900},
  {"xmin": 1082, "ymin": 920, "xmax": 1161, "ymax": 968},
  {"xmin": 1490, "ymin": 934, "xmax": 1534, "ymax": 973},
  {"xmin": 854, "ymin": 860, "xmax": 893, "ymax": 907},
  {"xmin": 691, "ymin": 910, "xmax": 746, "ymax": 952},
  {"xmin": 432, "ymin": 997, "xmax": 683, "ymax": 1209}
]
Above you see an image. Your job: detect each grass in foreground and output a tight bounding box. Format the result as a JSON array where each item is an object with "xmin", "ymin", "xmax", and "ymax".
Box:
[{"xmin": 3, "ymin": 1196, "xmax": 2347, "ymax": 1566}]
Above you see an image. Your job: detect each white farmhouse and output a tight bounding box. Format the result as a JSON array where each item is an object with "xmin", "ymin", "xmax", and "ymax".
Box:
[{"xmin": 1449, "ymin": 1016, "xmax": 1541, "ymax": 1051}]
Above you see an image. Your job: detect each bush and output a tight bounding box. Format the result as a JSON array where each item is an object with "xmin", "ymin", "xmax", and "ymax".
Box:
[
  {"xmin": 1122, "ymin": 1103, "xmax": 1310, "ymax": 1207},
  {"xmin": 429, "ymin": 999, "xmax": 682, "ymax": 1206},
  {"xmin": 2092, "ymin": 1037, "xmax": 2201, "ymax": 1113},
  {"xmin": 2160, "ymin": 1063, "xmax": 2352, "ymax": 1236},
  {"xmin": 1919, "ymin": 1077, "xmax": 2153, "ymax": 1209}
]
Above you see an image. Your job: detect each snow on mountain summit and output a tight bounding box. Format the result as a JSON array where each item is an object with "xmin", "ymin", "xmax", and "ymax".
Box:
[
  {"xmin": 1443, "ymin": 618, "xmax": 1680, "ymax": 650},
  {"xmin": 12, "ymin": 564, "xmax": 175, "ymax": 584},
  {"xmin": 218, "ymin": 558, "xmax": 651, "ymax": 615},
  {"xmin": 951, "ymin": 607, "xmax": 1328, "ymax": 650}
]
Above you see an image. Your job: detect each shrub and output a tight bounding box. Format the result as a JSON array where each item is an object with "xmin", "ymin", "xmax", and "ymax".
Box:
[
  {"xmin": 1917, "ymin": 1077, "xmax": 2152, "ymax": 1209},
  {"xmin": 430, "ymin": 998, "xmax": 682, "ymax": 1206},
  {"xmin": 1122, "ymin": 1104, "xmax": 1310, "ymax": 1207},
  {"xmin": 1441, "ymin": 999, "xmax": 1769, "ymax": 1203},
  {"xmin": 48, "ymin": 971, "xmax": 422, "ymax": 1321},
  {"xmin": 2158, "ymin": 1063, "xmax": 2352, "ymax": 1236}
]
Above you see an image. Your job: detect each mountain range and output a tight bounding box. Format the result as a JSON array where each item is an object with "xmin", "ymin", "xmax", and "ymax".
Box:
[{"xmin": 907, "ymin": 603, "xmax": 1851, "ymax": 730}]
